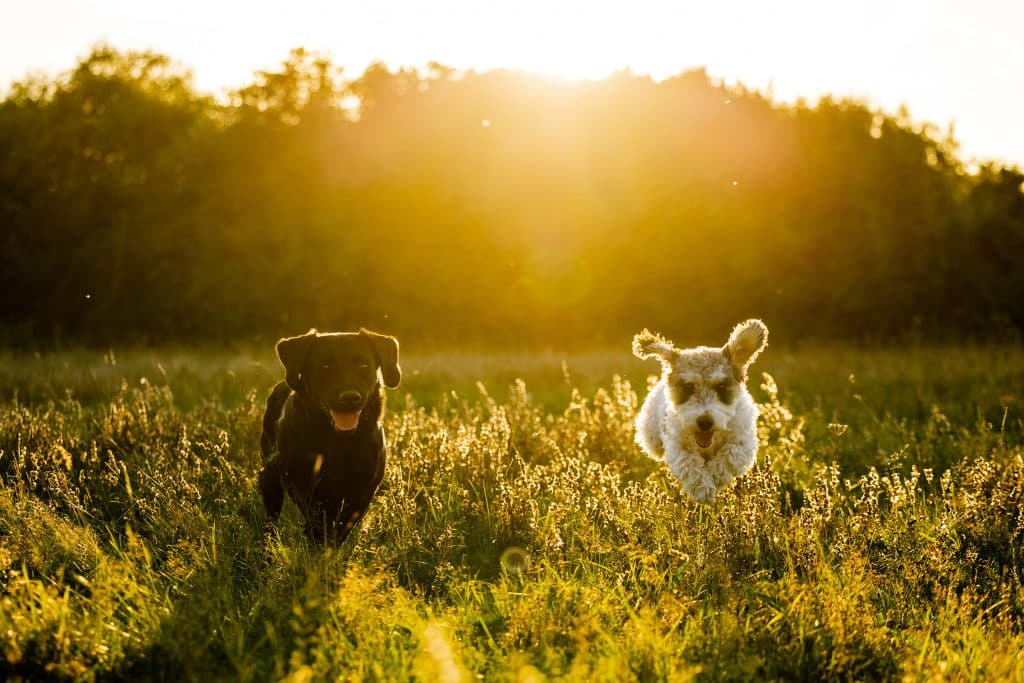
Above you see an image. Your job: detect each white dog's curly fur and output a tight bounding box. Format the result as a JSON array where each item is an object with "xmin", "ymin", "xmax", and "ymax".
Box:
[{"xmin": 633, "ymin": 320, "xmax": 768, "ymax": 503}]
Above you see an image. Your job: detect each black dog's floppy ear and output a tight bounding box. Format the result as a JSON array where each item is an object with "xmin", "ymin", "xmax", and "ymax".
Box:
[
  {"xmin": 722, "ymin": 319, "xmax": 768, "ymax": 377},
  {"xmin": 632, "ymin": 329, "xmax": 676, "ymax": 368},
  {"xmin": 361, "ymin": 329, "xmax": 401, "ymax": 388},
  {"xmin": 277, "ymin": 329, "xmax": 318, "ymax": 391}
]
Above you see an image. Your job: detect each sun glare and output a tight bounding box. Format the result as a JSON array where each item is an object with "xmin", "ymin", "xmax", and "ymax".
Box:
[{"xmin": 0, "ymin": 0, "xmax": 1021, "ymax": 164}]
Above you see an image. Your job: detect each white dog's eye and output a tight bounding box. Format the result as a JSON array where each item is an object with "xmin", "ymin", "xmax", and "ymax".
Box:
[{"xmin": 673, "ymin": 381, "xmax": 697, "ymax": 403}]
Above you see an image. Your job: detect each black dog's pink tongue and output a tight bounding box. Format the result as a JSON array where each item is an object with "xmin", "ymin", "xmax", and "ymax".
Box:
[
  {"xmin": 331, "ymin": 410, "xmax": 361, "ymax": 431},
  {"xmin": 695, "ymin": 430, "xmax": 714, "ymax": 448}
]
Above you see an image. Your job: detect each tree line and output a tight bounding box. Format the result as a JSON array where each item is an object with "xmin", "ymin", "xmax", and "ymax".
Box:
[{"xmin": 2, "ymin": 45, "xmax": 1022, "ymax": 347}]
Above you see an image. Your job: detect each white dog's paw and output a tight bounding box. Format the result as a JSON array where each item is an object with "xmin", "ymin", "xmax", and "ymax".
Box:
[
  {"xmin": 683, "ymin": 472, "xmax": 718, "ymax": 503},
  {"xmin": 720, "ymin": 444, "xmax": 756, "ymax": 478},
  {"xmin": 705, "ymin": 456, "xmax": 735, "ymax": 488}
]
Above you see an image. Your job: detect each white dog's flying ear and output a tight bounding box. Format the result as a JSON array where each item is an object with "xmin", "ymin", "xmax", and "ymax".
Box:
[
  {"xmin": 722, "ymin": 319, "xmax": 768, "ymax": 375},
  {"xmin": 632, "ymin": 329, "xmax": 677, "ymax": 366}
]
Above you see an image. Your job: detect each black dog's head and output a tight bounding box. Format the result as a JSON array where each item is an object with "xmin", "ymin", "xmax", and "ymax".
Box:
[{"xmin": 276, "ymin": 328, "xmax": 401, "ymax": 431}]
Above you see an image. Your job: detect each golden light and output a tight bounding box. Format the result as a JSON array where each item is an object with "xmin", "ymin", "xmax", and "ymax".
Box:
[{"xmin": 0, "ymin": 0, "xmax": 1021, "ymax": 164}]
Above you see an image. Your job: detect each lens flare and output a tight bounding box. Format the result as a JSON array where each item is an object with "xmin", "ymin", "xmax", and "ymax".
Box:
[{"xmin": 500, "ymin": 546, "xmax": 531, "ymax": 574}]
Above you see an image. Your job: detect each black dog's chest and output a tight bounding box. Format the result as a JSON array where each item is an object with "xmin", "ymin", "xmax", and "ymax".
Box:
[{"xmin": 283, "ymin": 434, "xmax": 384, "ymax": 507}]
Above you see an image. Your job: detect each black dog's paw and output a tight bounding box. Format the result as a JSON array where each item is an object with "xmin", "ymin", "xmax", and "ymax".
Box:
[{"xmin": 261, "ymin": 519, "xmax": 282, "ymax": 548}]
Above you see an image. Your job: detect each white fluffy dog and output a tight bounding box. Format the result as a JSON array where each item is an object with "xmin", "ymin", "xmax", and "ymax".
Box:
[{"xmin": 632, "ymin": 320, "xmax": 768, "ymax": 503}]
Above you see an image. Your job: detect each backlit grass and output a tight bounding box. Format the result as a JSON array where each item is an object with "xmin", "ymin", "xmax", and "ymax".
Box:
[{"xmin": 1, "ymin": 346, "xmax": 1022, "ymax": 680}]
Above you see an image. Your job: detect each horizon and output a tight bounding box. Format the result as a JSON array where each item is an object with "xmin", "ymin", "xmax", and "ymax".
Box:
[{"xmin": 2, "ymin": 0, "xmax": 1023, "ymax": 168}]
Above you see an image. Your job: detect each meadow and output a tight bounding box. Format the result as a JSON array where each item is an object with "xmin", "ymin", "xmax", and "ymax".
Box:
[{"xmin": 0, "ymin": 344, "xmax": 1022, "ymax": 681}]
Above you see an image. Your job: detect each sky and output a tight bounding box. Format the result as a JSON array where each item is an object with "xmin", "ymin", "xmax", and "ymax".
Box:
[{"xmin": 2, "ymin": 0, "xmax": 1022, "ymax": 167}]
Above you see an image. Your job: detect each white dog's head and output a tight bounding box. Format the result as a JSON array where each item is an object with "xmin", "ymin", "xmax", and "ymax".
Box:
[{"xmin": 632, "ymin": 320, "xmax": 768, "ymax": 449}]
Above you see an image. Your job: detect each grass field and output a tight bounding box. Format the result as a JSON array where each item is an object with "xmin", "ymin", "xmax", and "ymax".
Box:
[{"xmin": 1, "ymin": 345, "xmax": 1022, "ymax": 681}]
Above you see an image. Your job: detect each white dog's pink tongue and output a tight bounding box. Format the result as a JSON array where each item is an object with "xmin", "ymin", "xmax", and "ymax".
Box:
[
  {"xmin": 695, "ymin": 430, "xmax": 714, "ymax": 448},
  {"xmin": 331, "ymin": 410, "xmax": 361, "ymax": 431}
]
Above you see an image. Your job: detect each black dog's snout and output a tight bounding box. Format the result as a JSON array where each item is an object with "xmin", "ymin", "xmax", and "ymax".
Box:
[
  {"xmin": 696, "ymin": 415, "xmax": 714, "ymax": 431},
  {"xmin": 338, "ymin": 390, "xmax": 363, "ymax": 406}
]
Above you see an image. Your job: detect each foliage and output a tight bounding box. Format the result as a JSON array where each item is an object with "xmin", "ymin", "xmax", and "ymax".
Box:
[
  {"xmin": 0, "ymin": 346, "xmax": 1022, "ymax": 680},
  {"xmin": 2, "ymin": 46, "xmax": 1023, "ymax": 346}
]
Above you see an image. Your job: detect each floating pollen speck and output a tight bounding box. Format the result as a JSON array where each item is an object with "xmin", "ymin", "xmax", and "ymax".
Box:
[{"xmin": 481, "ymin": 119, "xmax": 490, "ymax": 128}]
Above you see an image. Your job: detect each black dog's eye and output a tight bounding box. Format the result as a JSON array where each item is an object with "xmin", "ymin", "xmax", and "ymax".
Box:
[
  {"xmin": 360, "ymin": 362, "xmax": 370, "ymax": 370},
  {"xmin": 321, "ymin": 363, "xmax": 330, "ymax": 370}
]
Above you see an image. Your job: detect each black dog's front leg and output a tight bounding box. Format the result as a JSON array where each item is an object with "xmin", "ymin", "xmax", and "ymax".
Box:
[
  {"xmin": 332, "ymin": 503, "xmax": 369, "ymax": 544},
  {"xmin": 259, "ymin": 458, "xmax": 285, "ymax": 523},
  {"xmin": 302, "ymin": 504, "xmax": 366, "ymax": 545}
]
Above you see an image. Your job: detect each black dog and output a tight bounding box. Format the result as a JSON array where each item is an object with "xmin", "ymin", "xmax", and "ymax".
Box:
[{"xmin": 259, "ymin": 328, "xmax": 401, "ymax": 542}]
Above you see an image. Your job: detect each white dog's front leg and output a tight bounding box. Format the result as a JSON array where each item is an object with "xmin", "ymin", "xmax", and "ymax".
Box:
[
  {"xmin": 719, "ymin": 440, "xmax": 758, "ymax": 480},
  {"xmin": 705, "ymin": 455, "xmax": 735, "ymax": 488},
  {"xmin": 664, "ymin": 444, "xmax": 717, "ymax": 503},
  {"xmin": 706, "ymin": 429, "xmax": 759, "ymax": 489}
]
